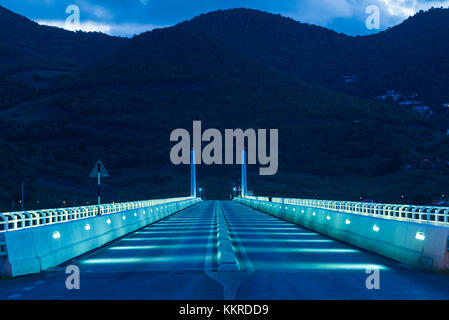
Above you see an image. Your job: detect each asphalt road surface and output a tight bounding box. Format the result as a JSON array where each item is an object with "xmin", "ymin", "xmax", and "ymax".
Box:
[{"xmin": 1, "ymin": 200, "xmax": 449, "ymax": 300}]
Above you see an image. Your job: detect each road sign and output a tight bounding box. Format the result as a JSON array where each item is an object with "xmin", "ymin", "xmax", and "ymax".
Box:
[
  {"xmin": 89, "ymin": 160, "xmax": 109, "ymax": 215},
  {"xmin": 89, "ymin": 160, "xmax": 110, "ymax": 178}
]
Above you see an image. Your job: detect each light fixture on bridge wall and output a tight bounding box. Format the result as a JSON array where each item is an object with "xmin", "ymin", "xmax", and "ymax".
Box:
[
  {"xmin": 85, "ymin": 224, "xmax": 91, "ymax": 231},
  {"xmin": 345, "ymin": 219, "xmax": 351, "ymax": 225},
  {"xmin": 52, "ymin": 231, "xmax": 61, "ymax": 239},
  {"xmin": 106, "ymin": 219, "xmax": 111, "ymax": 224},
  {"xmin": 415, "ymin": 232, "xmax": 425, "ymax": 240},
  {"xmin": 372, "ymin": 225, "xmax": 380, "ymax": 232}
]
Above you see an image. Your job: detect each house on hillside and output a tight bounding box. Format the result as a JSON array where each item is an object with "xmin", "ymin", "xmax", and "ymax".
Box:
[
  {"xmin": 399, "ymin": 100, "xmax": 420, "ymax": 106},
  {"xmin": 377, "ymin": 90, "xmax": 405, "ymax": 102},
  {"xmin": 413, "ymin": 105, "xmax": 432, "ymax": 115},
  {"xmin": 343, "ymin": 75, "xmax": 359, "ymax": 84}
]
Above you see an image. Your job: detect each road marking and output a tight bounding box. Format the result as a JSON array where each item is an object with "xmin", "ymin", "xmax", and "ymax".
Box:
[
  {"xmin": 204, "ymin": 201, "xmax": 218, "ymax": 272},
  {"xmin": 22, "ymin": 286, "xmax": 34, "ymax": 291},
  {"xmin": 205, "ymin": 201, "xmax": 254, "ymax": 300},
  {"xmin": 219, "ymin": 201, "xmax": 254, "ymax": 272},
  {"xmin": 216, "ymin": 201, "xmax": 239, "ymax": 271}
]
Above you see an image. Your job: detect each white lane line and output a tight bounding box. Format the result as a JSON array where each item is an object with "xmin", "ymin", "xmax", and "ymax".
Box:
[
  {"xmin": 216, "ymin": 201, "xmax": 239, "ymax": 271},
  {"xmin": 204, "ymin": 201, "xmax": 217, "ymax": 272},
  {"xmin": 22, "ymin": 286, "xmax": 34, "ymax": 291}
]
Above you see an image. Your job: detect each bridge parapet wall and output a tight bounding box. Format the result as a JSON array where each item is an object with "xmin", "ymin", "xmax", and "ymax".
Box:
[
  {"xmin": 235, "ymin": 198, "xmax": 449, "ymax": 271},
  {"xmin": 1, "ymin": 197, "xmax": 201, "ymax": 277}
]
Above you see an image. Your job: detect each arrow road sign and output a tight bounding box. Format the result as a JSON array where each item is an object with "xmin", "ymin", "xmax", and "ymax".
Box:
[
  {"xmin": 89, "ymin": 160, "xmax": 110, "ymax": 178},
  {"xmin": 89, "ymin": 160, "xmax": 109, "ymax": 215}
]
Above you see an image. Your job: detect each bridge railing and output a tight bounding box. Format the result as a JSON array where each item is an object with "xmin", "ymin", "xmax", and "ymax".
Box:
[
  {"xmin": 244, "ymin": 196, "xmax": 449, "ymax": 226},
  {"xmin": 0, "ymin": 196, "xmax": 195, "ymax": 233}
]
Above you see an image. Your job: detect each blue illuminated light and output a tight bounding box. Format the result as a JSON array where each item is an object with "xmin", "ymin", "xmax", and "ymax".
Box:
[{"xmin": 416, "ymin": 232, "xmax": 425, "ymax": 240}]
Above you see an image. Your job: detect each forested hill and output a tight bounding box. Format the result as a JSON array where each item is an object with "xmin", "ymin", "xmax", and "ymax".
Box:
[
  {"xmin": 178, "ymin": 7, "xmax": 449, "ymax": 103},
  {"xmin": 0, "ymin": 5, "xmax": 448, "ymax": 208}
]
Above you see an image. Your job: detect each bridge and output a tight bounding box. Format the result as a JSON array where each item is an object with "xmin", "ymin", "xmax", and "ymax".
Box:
[{"xmin": 0, "ymin": 152, "xmax": 449, "ymax": 300}]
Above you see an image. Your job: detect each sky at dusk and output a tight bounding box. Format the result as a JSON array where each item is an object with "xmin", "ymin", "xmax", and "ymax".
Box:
[{"xmin": 1, "ymin": 0, "xmax": 448, "ymax": 37}]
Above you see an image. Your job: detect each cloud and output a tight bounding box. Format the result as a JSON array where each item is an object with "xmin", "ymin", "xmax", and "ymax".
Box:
[
  {"xmin": 284, "ymin": 0, "xmax": 355, "ymax": 25},
  {"xmin": 377, "ymin": 0, "xmax": 449, "ymax": 18},
  {"xmin": 7, "ymin": 0, "xmax": 449, "ymax": 37},
  {"xmin": 36, "ymin": 19, "xmax": 163, "ymax": 37},
  {"xmin": 280, "ymin": 0, "xmax": 449, "ymax": 35},
  {"xmin": 77, "ymin": 0, "xmax": 114, "ymax": 19}
]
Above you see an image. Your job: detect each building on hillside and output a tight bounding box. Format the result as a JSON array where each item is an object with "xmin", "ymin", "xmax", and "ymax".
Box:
[
  {"xmin": 413, "ymin": 105, "xmax": 432, "ymax": 115},
  {"xmin": 399, "ymin": 100, "xmax": 421, "ymax": 106},
  {"xmin": 343, "ymin": 75, "xmax": 359, "ymax": 84},
  {"xmin": 377, "ymin": 90, "xmax": 405, "ymax": 102}
]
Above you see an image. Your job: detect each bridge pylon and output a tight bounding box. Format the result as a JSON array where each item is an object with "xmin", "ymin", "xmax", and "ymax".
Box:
[
  {"xmin": 191, "ymin": 148, "xmax": 197, "ymax": 197},
  {"xmin": 241, "ymin": 148, "xmax": 247, "ymax": 198}
]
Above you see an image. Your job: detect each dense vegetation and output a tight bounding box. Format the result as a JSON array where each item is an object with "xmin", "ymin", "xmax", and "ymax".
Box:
[
  {"xmin": 179, "ymin": 8, "xmax": 449, "ymax": 103},
  {"xmin": 0, "ymin": 6, "xmax": 448, "ymax": 210}
]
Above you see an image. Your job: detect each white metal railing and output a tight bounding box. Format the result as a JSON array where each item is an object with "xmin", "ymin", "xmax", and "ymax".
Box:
[
  {"xmin": 242, "ymin": 196, "xmax": 449, "ymax": 226},
  {"xmin": 0, "ymin": 196, "xmax": 197, "ymax": 233}
]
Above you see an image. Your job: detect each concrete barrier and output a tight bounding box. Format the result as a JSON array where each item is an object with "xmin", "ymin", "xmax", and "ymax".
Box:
[
  {"xmin": 1, "ymin": 198, "xmax": 200, "ymax": 277},
  {"xmin": 235, "ymin": 198, "xmax": 449, "ymax": 271}
]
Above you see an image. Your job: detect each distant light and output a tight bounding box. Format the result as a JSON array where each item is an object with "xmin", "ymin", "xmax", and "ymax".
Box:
[
  {"xmin": 122, "ymin": 216, "xmax": 126, "ymax": 220},
  {"xmin": 373, "ymin": 225, "xmax": 380, "ymax": 232},
  {"xmin": 345, "ymin": 219, "xmax": 351, "ymax": 225},
  {"xmin": 134, "ymin": 213, "xmax": 137, "ymax": 217},
  {"xmin": 85, "ymin": 224, "xmax": 91, "ymax": 231},
  {"xmin": 312, "ymin": 212, "xmax": 316, "ymax": 216},
  {"xmin": 301, "ymin": 210, "xmax": 304, "ymax": 213},
  {"xmin": 52, "ymin": 231, "xmax": 61, "ymax": 239},
  {"xmin": 106, "ymin": 219, "xmax": 111, "ymax": 224},
  {"xmin": 326, "ymin": 216, "xmax": 331, "ymax": 220},
  {"xmin": 416, "ymin": 232, "xmax": 425, "ymax": 241},
  {"xmin": 292, "ymin": 208, "xmax": 295, "ymax": 211}
]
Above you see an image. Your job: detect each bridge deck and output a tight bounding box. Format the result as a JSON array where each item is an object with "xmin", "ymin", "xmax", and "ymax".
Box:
[{"xmin": 1, "ymin": 201, "xmax": 449, "ymax": 299}]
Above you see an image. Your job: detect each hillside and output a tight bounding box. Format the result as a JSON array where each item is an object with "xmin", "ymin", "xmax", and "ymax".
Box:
[
  {"xmin": 0, "ymin": 6, "xmax": 448, "ymax": 209},
  {"xmin": 0, "ymin": 6, "xmax": 126, "ymax": 90},
  {"xmin": 178, "ymin": 8, "xmax": 449, "ymax": 103}
]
